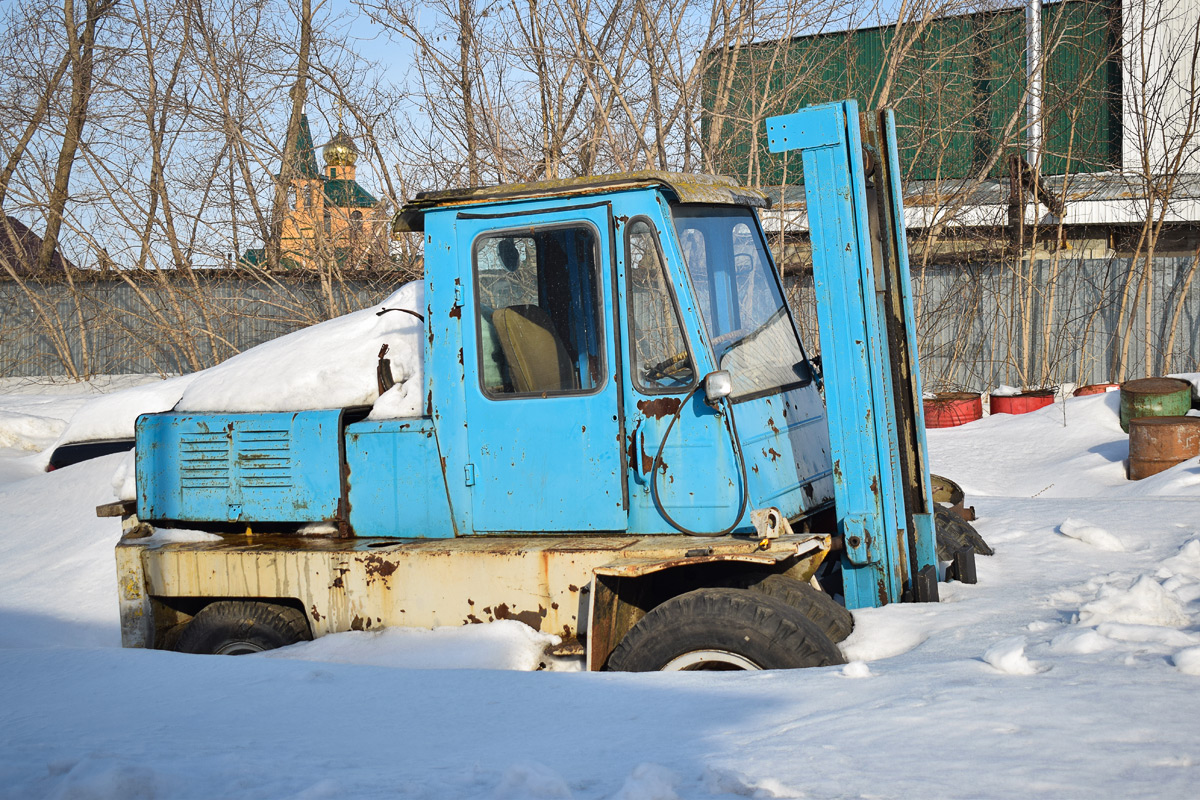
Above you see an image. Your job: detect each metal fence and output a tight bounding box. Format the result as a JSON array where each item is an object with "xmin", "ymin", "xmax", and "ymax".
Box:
[
  {"xmin": 0, "ymin": 271, "xmax": 409, "ymax": 378},
  {"xmin": 2, "ymin": 255, "xmax": 1197, "ymax": 388},
  {"xmin": 786, "ymin": 253, "xmax": 1199, "ymax": 390}
]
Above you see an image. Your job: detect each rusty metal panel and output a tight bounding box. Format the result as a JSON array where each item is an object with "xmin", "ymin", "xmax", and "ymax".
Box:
[
  {"xmin": 130, "ymin": 532, "xmax": 831, "ymax": 665},
  {"xmin": 115, "ymin": 537, "xmax": 153, "ymax": 648}
]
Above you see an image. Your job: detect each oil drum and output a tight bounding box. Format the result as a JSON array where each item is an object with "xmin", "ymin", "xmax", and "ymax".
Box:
[
  {"xmin": 1074, "ymin": 383, "xmax": 1119, "ymax": 397},
  {"xmin": 990, "ymin": 390, "xmax": 1054, "ymax": 415},
  {"xmin": 924, "ymin": 392, "xmax": 983, "ymax": 428},
  {"xmin": 1119, "ymin": 378, "xmax": 1192, "ymax": 432},
  {"xmin": 1127, "ymin": 416, "xmax": 1200, "ymax": 480}
]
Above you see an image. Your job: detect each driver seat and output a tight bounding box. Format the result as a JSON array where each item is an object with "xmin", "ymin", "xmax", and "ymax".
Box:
[{"xmin": 492, "ymin": 305, "xmax": 577, "ymax": 393}]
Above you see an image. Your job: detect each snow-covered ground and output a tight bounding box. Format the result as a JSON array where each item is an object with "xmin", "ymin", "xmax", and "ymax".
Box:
[{"xmin": 1, "ymin": 381, "xmax": 1199, "ymax": 799}]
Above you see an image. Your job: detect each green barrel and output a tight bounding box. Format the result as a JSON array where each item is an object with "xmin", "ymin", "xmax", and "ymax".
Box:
[{"xmin": 1119, "ymin": 378, "xmax": 1193, "ymax": 432}]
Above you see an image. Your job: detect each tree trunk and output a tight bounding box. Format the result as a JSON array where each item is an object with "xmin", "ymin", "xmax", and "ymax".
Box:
[
  {"xmin": 37, "ymin": 0, "xmax": 113, "ymax": 273},
  {"xmin": 267, "ymin": 0, "xmax": 312, "ymax": 270}
]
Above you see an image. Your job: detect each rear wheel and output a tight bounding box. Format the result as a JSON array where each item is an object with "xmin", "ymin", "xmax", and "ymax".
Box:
[
  {"xmin": 605, "ymin": 588, "xmax": 845, "ymax": 672},
  {"xmin": 721, "ymin": 572, "xmax": 853, "ymax": 642},
  {"xmin": 176, "ymin": 600, "xmax": 311, "ymax": 655},
  {"xmin": 934, "ymin": 506, "xmax": 993, "ymax": 560}
]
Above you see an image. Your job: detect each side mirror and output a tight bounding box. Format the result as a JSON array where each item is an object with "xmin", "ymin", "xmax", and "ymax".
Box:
[{"xmin": 704, "ymin": 370, "xmax": 732, "ymax": 405}]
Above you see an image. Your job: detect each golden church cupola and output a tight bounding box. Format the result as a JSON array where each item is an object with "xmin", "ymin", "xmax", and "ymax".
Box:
[{"xmin": 322, "ymin": 130, "xmax": 359, "ymax": 180}]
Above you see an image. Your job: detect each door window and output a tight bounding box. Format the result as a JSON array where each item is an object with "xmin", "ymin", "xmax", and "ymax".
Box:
[
  {"xmin": 626, "ymin": 219, "xmax": 695, "ymax": 392},
  {"xmin": 474, "ymin": 225, "xmax": 605, "ymax": 397}
]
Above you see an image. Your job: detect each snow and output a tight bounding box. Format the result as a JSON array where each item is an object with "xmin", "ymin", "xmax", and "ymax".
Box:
[
  {"xmin": 982, "ymin": 636, "xmax": 1045, "ymax": 675},
  {"xmin": 262, "ymin": 620, "xmax": 570, "ymax": 672},
  {"xmin": 2, "ymin": 384, "xmax": 1200, "ymax": 797},
  {"xmin": 176, "ymin": 282, "xmax": 424, "ymax": 414},
  {"xmin": 52, "ymin": 373, "xmax": 195, "ymax": 445},
  {"xmin": 1168, "ymin": 371, "xmax": 1200, "ymax": 403},
  {"xmin": 1058, "ymin": 517, "xmax": 1126, "ymax": 551},
  {"xmin": 0, "ymin": 375, "xmax": 174, "ymax": 454}
]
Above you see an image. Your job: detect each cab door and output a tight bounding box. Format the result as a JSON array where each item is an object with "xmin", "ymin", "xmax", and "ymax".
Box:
[
  {"xmin": 457, "ymin": 204, "xmax": 626, "ymax": 532},
  {"xmin": 618, "ymin": 212, "xmax": 742, "ymax": 534}
]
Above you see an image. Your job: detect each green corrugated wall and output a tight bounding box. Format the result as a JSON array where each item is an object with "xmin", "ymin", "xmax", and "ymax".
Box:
[{"xmin": 703, "ymin": 0, "xmax": 1121, "ymax": 183}]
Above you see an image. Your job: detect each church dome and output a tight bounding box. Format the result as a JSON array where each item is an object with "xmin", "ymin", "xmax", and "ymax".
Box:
[{"xmin": 322, "ymin": 130, "xmax": 358, "ymax": 167}]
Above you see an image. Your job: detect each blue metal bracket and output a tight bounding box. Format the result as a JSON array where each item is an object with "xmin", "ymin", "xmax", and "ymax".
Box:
[{"xmin": 766, "ymin": 101, "xmax": 939, "ymax": 609}]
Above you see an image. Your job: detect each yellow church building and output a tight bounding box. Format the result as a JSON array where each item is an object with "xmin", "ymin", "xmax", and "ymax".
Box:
[{"xmin": 242, "ymin": 115, "xmax": 391, "ymax": 270}]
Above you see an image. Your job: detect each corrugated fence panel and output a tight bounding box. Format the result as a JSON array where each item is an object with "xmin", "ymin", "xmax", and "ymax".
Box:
[
  {"xmin": 0, "ymin": 273, "xmax": 403, "ymax": 378},
  {"xmin": 783, "ymin": 254, "xmax": 1198, "ymax": 390},
  {"xmin": 2, "ymin": 258, "xmax": 1196, "ymax": 389}
]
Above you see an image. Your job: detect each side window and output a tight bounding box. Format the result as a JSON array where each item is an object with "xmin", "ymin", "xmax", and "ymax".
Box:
[
  {"xmin": 627, "ymin": 219, "xmax": 695, "ymax": 392},
  {"xmin": 474, "ymin": 225, "xmax": 605, "ymax": 397}
]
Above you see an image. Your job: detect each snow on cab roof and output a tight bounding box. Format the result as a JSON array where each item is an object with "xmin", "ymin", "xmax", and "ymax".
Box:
[{"xmin": 392, "ymin": 170, "xmax": 769, "ymax": 233}]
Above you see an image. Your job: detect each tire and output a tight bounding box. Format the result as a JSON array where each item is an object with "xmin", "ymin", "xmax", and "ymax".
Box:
[
  {"xmin": 720, "ymin": 572, "xmax": 853, "ymax": 642},
  {"xmin": 605, "ymin": 588, "xmax": 846, "ymax": 672},
  {"xmin": 934, "ymin": 506, "xmax": 994, "ymax": 560},
  {"xmin": 176, "ymin": 600, "xmax": 311, "ymax": 655}
]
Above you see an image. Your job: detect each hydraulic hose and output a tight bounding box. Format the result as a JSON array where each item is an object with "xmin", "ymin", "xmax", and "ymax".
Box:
[{"xmin": 649, "ymin": 382, "xmax": 751, "ymax": 537}]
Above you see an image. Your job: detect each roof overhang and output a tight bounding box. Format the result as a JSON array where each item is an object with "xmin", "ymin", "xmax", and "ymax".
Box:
[{"xmin": 393, "ymin": 170, "xmax": 769, "ymax": 234}]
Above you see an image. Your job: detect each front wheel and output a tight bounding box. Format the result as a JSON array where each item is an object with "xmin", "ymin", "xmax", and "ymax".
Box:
[
  {"xmin": 605, "ymin": 588, "xmax": 845, "ymax": 672},
  {"xmin": 176, "ymin": 600, "xmax": 311, "ymax": 655}
]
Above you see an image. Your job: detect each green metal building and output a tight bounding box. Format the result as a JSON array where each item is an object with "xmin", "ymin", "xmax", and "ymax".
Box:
[{"xmin": 704, "ymin": 0, "xmax": 1121, "ymax": 183}]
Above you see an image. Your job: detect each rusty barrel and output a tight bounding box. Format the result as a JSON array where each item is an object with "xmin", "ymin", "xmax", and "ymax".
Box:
[
  {"xmin": 1119, "ymin": 377, "xmax": 1192, "ymax": 433},
  {"xmin": 924, "ymin": 392, "xmax": 983, "ymax": 428},
  {"xmin": 1074, "ymin": 383, "xmax": 1119, "ymax": 397},
  {"xmin": 990, "ymin": 390, "xmax": 1054, "ymax": 415},
  {"xmin": 1128, "ymin": 416, "xmax": 1200, "ymax": 480}
]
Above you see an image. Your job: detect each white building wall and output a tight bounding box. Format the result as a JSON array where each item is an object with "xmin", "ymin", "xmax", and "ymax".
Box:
[{"xmin": 1122, "ymin": 0, "xmax": 1200, "ymax": 174}]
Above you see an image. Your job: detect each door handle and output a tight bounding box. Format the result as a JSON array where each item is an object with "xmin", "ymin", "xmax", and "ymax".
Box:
[{"xmin": 630, "ymin": 420, "xmax": 647, "ymax": 484}]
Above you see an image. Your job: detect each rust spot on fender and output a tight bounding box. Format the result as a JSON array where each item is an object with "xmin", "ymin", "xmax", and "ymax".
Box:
[
  {"xmin": 767, "ymin": 416, "xmax": 779, "ymax": 434},
  {"xmin": 492, "ymin": 603, "xmax": 547, "ymax": 631},
  {"xmin": 364, "ymin": 554, "xmax": 398, "ymax": 579},
  {"xmin": 637, "ymin": 397, "xmax": 681, "ymax": 420},
  {"xmin": 351, "ymin": 615, "xmax": 365, "ymax": 631},
  {"xmin": 331, "ymin": 566, "xmax": 350, "ymax": 590},
  {"xmin": 766, "ymin": 447, "xmax": 782, "ymax": 462},
  {"xmin": 310, "ymin": 605, "xmax": 322, "ymax": 622}
]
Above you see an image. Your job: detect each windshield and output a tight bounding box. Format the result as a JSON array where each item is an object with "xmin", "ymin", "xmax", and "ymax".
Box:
[{"xmin": 672, "ymin": 205, "xmax": 809, "ymax": 399}]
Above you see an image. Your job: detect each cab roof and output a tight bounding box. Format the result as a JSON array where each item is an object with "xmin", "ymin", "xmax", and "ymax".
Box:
[{"xmin": 392, "ymin": 170, "xmax": 770, "ymax": 234}]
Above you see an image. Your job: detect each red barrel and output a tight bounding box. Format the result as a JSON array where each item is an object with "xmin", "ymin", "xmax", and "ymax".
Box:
[
  {"xmin": 1074, "ymin": 383, "xmax": 1119, "ymax": 397},
  {"xmin": 924, "ymin": 392, "xmax": 983, "ymax": 428},
  {"xmin": 1128, "ymin": 416, "xmax": 1200, "ymax": 480},
  {"xmin": 990, "ymin": 390, "xmax": 1055, "ymax": 415}
]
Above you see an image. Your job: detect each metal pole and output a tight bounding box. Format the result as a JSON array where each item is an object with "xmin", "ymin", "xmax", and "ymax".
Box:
[{"xmin": 1027, "ymin": 0, "xmax": 1043, "ymax": 169}]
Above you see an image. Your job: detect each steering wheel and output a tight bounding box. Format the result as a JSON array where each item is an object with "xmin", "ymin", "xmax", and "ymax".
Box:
[{"xmin": 642, "ymin": 352, "xmax": 693, "ymax": 387}]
